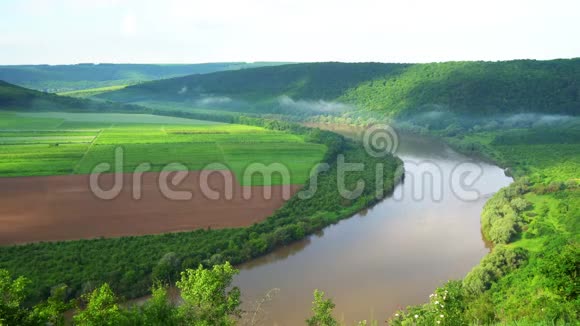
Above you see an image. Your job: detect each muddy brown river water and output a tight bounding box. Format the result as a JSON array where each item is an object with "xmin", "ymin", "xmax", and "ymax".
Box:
[{"xmin": 233, "ymin": 129, "xmax": 512, "ymax": 325}]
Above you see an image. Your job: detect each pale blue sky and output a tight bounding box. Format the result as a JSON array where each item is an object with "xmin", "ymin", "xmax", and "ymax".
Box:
[{"xmin": 1, "ymin": 0, "xmax": 579, "ymax": 64}]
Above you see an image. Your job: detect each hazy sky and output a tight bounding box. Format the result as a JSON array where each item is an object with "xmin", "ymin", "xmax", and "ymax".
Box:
[{"xmin": 1, "ymin": 0, "xmax": 579, "ymax": 64}]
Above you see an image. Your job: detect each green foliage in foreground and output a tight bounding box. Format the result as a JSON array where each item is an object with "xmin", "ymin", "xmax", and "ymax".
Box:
[
  {"xmin": 176, "ymin": 263, "xmax": 241, "ymax": 325},
  {"xmin": 306, "ymin": 290, "xmax": 338, "ymax": 326},
  {"xmin": 1, "ymin": 263, "xmax": 242, "ymax": 326},
  {"xmin": 388, "ymin": 126, "xmax": 579, "ymax": 325},
  {"xmin": 0, "ymin": 118, "xmax": 402, "ymax": 308},
  {"xmin": 2, "ymin": 265, "xmax": 385, "ymax": 326}
]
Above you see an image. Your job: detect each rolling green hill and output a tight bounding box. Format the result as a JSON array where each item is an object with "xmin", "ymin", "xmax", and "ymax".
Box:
[
  {"xmin": 0, "ymin": 80, "xmax": 143, "ymax": 113},
  {"xmin": 99, "ymin": 59, "xmax": 580, "ymax": 117},
  {"xmin": 98, "ymin": 62, "xmax": 407, "ymax": 105},
  {"xmin": 0, "ymin": 62, "xmax": 290, "ymax": 92},
  {"xmin": 341, "ymin": 59, "xmax": 580, "ymax": 116}
]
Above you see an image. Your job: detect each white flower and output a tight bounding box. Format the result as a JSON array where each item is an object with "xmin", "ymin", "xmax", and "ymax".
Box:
[
  {"xmin": 434, "ymin": 301, "xmax": 439, "ymax": 305},
  {"xmin": 440, "ymin": 304, "xmax": 444, "ymax": 308},
  {"xmin": 395, "ymin": 313, "xmax": 399, "ymax": 317},
  {"xmin": 436, "ymin": 321, "xmax": 441, "ymax": 325},
  {"xmin": 440, "ymin": 314, "xmax": 444, "ymax": 318},
  {"xmin": 414, "ymin": 314, "xmax": 419, "ymax": 319}
]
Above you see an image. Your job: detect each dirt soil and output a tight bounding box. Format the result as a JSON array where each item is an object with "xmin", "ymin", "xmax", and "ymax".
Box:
[{"xmin": 0, "ymin": 171, "xmax": 299, "ymax": 245}]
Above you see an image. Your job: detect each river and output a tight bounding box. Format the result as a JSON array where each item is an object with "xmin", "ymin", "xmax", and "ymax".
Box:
[{"xmin": 233, "ymin": 129, "xmax": 512, "ymax": 325}]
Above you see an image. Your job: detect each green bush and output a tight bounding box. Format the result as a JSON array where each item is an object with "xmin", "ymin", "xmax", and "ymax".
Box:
[{"xmin": 463, "ymin": 245, "xmax": 527, "ymax": 296}]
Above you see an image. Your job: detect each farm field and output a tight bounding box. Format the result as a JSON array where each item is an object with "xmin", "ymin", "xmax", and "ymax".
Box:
[
  {"xmin": 0, "ymin": 171, "xmax": 300, "ymax": 245},
  {"xmin": 0, "ymin": 111, "xmax": 326, "ymax": 185},
  {"xmin": 0, "ymin": 110, "xmax": 325, "ymax": 244}
]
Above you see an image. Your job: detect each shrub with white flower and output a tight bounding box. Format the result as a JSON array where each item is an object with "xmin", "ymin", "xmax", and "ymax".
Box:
[{"xmin": 387, "ymin": 280, "xmax": 466, "ymax": 325}]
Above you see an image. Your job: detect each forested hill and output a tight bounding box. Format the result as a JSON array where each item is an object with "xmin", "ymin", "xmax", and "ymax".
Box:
[
  {"xmin": 0, "ymin": 80, "xmax": 142, "ymax": 112},
  {"xmin": 98, "ymin": 62, "xmax": 408, "ymax": 103},
  {"xmin": 341, "ymin": 59, "xmax": 580, "ymax": 116},
  {"xmin": 99, "ymin": 59, "xmax": 580, "ymax": 117},
  {"xmin": 0, "ymin": 62, "xmax": 290, "ymax": 92},
  {"xmin": 99, "ymin": 62, "xmax": 407, "ymax": 102}
]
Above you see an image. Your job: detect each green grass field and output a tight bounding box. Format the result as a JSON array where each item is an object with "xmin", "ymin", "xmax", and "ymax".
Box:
[
  {"xmin": 450, "ymin": 129, "xmax": 580, "ymax": 183},
  {"xmin": 0, "ymin": 111, "xmax": 326, "ymax": 184},
  {"xmin": 494, "ymin": 144, "xmax": 579, "ymax": 183},
  {"xmin": 56, "ymin": 85, "xmax": 129, "ymax": 98}
]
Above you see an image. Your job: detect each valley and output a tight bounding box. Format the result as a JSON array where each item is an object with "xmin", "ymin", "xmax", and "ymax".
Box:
[{"xmin": 0, "ymin": 59, "xmax": 577, "ymax": 325}]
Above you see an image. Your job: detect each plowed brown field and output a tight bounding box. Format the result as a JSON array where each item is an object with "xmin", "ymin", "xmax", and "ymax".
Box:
[{"xmin": 0, "ymin": 171, "xmax": 299, "ymax": 245}]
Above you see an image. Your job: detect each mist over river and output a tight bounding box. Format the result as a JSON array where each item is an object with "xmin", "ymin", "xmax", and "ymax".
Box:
[{"xmin": 233, "ymin": 129, "xmax": 512, "ymax": 325}]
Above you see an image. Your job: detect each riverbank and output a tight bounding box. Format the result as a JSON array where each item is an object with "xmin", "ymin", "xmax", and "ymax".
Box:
[
  {"xmin": 300, "ymin": 122, "xmax": 578, "ymax": 324},
  {"xmin": 388, "ymin": 127, "xmax": 579, "ymax": 324},
  {"xmin": 230, "ymin": 127, "xmax": 513, "ymax": 324}
]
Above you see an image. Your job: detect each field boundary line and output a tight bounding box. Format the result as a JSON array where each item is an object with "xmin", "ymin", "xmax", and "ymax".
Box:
[
  {"xmin": 215, "ymin": 142, "xmax": 228, "ymax": 162},
  {"xmin": 72, "ymin": 129, "xmax": 104, "ymax": 174},
  {"xmin": 53, "ymin": 119, "xmax": 66, "ymax": 129}
]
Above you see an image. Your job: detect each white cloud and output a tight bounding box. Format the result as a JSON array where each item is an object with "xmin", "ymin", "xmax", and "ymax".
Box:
[
  {"xmin": 120, "ymin": 13, "xmax": 137, "ymax": 37},
  {"xmin": 1, "ymin": 0, "xmax": 579, "ymax": 64}
]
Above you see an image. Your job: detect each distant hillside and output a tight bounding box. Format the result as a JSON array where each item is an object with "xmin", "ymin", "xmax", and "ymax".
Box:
[
  {"xmin": 99, "ymin": 62, "xmax": 406, "ymax": 102},
  {"xmin": 0, "ymin": 80, "xmax": 143, "ymax": 113},
  {"xmin": 99, "ymin": 59, "xmax": 580, "ymax": 117},
  {"xmin": 341, "ymin": 59, "xmax": 580, "ymax": 116},
  {"xmin": 0, "ymin": 62, "xmax": 290, "ymax": 92}
]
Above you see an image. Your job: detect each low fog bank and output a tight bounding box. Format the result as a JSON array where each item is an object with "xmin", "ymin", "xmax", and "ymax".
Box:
[
  {"xmin": 183, "ymin": 94, "xmax": 356, "ymax": 117},
  {"xmin": 397, "ymin": 111, "xmax": 579, "ymax": 131},
  {"xmin": 277, "ymin": 96, "xmax": 354, "ymax": 114},
  {"xmin": 308, "ymin": 109, "xmax": 579, "ymax": 142}
]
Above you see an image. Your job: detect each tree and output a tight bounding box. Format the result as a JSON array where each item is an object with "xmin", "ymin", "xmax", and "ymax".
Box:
[
  {"xmin": 153, "ymin": 252, "xmax": 180, "ymax": 284},
  {"xmin": 73, "ymin": 283, "xmax": 126, "ymax": 326},
  {"xmin": 463, "ymin": 266, "xmax": 492, "ymax": 296},
  {"xmin": 136, "ymin": 283, "xmax": 178, "ymax": 326},
  {"xmin": 29, "ymin": 284, "xmax": 73, "ymax": 326},
  {"xmin": 510, "ymin": 197, "xmax": 530, "ymax": 212},
  {"xmin": 0, "ymin": 269, "xmax": 31, "ymax": 325},
  {"xmin": 176, "ymin": 262, "xmax": 241, "ymax": 326},
  {"xmin": 489, "ymin": 216, "xmax": 516, "ymax": 244},
  {"xmin": 306, "ymin": 290, "xmax": 338, "ymax": 326}
]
